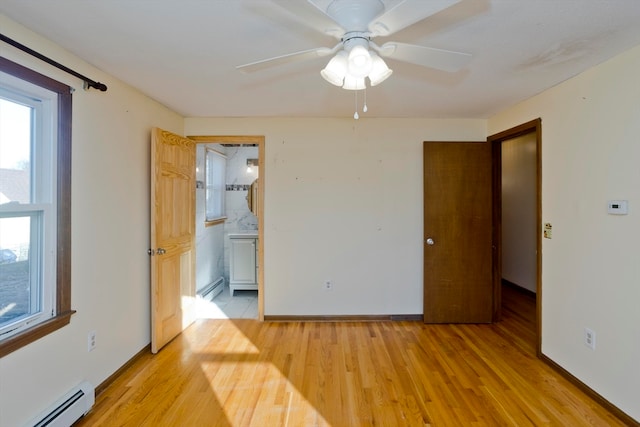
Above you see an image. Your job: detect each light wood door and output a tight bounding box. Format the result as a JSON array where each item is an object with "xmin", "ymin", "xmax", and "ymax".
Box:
[
  {"xmin": 150, "ymin": 128, "xmax": 196, "ymax": 353},
  {"xmin": 423, "ymin": 141, "xmax": 494, "ymax": 323}
]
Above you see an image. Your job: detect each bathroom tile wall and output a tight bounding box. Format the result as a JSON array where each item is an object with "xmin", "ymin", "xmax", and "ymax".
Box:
[{"xmin": 195, "ymin": 143, "xmax": 226, "ymax": 292}]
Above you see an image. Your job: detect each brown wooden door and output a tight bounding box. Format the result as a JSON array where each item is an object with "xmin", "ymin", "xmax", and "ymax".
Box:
[
  {"xmin": 423, "ymin": 141, "xmax": 493, "ymax": 323},
  {"xmin": 150, "ymin": 128, "xmax": 196, "ymax": 353}
]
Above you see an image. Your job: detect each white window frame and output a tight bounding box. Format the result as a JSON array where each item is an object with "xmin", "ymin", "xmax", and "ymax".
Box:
[
  {"xmin": 0, "ymin": 73, "xmax": 57, "ymax": 340},
  {"xmin": 0, "ymin": 57, "xmax": 73, "ymax": 358},
  {"xmin": 205, "ymin": 148, "xmax": 226, "ymax": 224}
]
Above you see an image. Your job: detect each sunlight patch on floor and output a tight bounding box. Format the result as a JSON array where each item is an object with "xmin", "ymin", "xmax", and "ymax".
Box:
[{"xmin": 203, "ymin": 360, "xmax": 329, "ymax": 426}]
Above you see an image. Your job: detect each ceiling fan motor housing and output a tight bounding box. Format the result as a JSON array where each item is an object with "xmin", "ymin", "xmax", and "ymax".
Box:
[{"xmin": 326, "ymin": 0, "xmax": 385, "ymax": 32}]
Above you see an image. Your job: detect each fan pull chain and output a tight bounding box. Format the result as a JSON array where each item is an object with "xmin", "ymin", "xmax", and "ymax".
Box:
[
  {"xmin": 363, "ymin": 87, "xmax": 368, "ymax": 113},
  {"xmin": 354, "ymin": 89, "xmax": 369, "ymax": 119}
]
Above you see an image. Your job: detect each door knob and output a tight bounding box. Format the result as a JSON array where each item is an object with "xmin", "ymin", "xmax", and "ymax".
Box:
[
  {"xmin": 156, "ymin": 248, "xmax": 166, "ymax": 255},
  {"xmin": 425, "ymin": 238, "xmax": 435, "ymax": 245}
]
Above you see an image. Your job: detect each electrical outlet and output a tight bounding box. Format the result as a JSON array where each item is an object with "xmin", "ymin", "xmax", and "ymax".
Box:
[
  {"xmin": 324, "ymin": 280, "xmax": 333, "ymax": 291},
  {"xmin": 88, "ymin": 331, "xmax": 97, "ymax": 352},
  {"xmin": 584, "ymin": 328, "xmax": 596, "ymax": 350}
]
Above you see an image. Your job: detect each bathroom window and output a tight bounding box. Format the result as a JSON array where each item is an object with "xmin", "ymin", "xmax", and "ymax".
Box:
[
  {"xmin": 0, "ymin": 58, "xmax": 73, "ymax": 357},
  {"xmin": 205, "ymin": 148, "xmax": 226, "ymax": 225}
]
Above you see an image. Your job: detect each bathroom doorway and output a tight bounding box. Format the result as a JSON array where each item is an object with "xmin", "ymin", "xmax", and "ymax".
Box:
[{"xmin": 189, "ymin": 135, "xmax": 265, "ymax": 320}]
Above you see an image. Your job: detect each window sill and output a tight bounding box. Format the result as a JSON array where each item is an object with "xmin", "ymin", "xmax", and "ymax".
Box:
[
  {"xmin": 0, "ymin": 310, "xmax": 76, "ymax": 358},
  {"xmin": 205, "ymin": 217, "xmax": 227, "ymax": 227}
]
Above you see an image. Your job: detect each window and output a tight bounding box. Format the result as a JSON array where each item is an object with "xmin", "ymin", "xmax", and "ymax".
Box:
[
  {"xmin": 0, "ymin": 58, "xmax": 73, "ymax": 357},
  {"xmin": 205, "ymin": 148, "xmax": 226, "ymax": 225}
]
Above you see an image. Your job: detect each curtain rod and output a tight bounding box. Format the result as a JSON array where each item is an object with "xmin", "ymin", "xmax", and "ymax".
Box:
[{"xmin": 1, "ymin": 33, "xmax": 107, "ymax": 91}]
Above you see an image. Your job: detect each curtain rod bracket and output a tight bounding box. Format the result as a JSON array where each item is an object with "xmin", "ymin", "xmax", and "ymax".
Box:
[{"xmin": 1, "ymin": 33, "xmax": 108, "ymax": 92}]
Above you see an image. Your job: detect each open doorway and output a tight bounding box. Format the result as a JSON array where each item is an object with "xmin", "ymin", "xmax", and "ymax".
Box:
[
  {"xmin": 490, "ymin": 119, "xmax": 541, "ymax": 355},
  {"xmin": 188, "ymin": 135, "xmax": 265, "ymax": 321}
]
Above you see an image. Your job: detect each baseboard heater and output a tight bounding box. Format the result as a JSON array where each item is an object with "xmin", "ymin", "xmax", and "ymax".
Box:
[
  {"xmin": 28, "ymin": 381, "xmax": 94, "ymax": 427},
  {"xmin": 197, "ymin": 276, "xmax": 224, "ymax": 301}
]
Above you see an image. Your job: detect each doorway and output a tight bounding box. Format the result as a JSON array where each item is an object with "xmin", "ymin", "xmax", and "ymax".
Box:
[
  {"xmin": 489, "ymin": 119, "xmax": 541, "ymax": 355},
  {"xmin": 188, "ymin": 135, "xmax": 265, "ymax": 321}
]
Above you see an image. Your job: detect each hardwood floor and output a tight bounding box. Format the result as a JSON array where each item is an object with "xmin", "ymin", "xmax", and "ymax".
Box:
[{"xmin": 75, "ymin": 287, "xmax": 629, "ymax": 426}]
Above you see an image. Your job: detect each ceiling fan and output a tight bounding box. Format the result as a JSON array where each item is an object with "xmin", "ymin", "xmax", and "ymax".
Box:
[{"xmin": 236, "ymin": 0, "xmax": 472, "ymax": 90}]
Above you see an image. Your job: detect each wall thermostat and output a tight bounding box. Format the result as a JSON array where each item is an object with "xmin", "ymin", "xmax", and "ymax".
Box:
[{"xmin": 607, "ymin": 200, "xmax": 628, "ymax": 215}]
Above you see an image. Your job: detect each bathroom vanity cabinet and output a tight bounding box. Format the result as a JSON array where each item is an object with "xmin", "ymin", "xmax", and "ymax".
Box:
[{"xmin": 229, "ymin": 234, "xmax": 258, "ymax": 295}]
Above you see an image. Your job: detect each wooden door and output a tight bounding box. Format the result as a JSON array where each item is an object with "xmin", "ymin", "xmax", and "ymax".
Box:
[
  {"xmin": 150, "ymin": 128, "xmax": 196, "ymax": 353},
  {"xmin": 423, "ymin": 141, "xmax": 493, "ymax": 323}
]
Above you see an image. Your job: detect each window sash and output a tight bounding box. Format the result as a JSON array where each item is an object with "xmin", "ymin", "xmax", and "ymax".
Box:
[
  {"xmin": 0, "ymin": 83, "xmax": 56, "ymax": 341},
  {"xmin": 205, "ymin": 148, "xmax": 226, "ymax": 222},
  {"xmin": 0, "ymin": 210, "xmax": 52, "ymax": 339},
  {"xmin": 0, "ymin": 74, "xmax": 57, "ymax": 206}
]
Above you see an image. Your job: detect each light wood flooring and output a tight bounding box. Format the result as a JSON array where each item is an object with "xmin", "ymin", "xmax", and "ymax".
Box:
[{"xmin": 75, "ymin": 286, "xmax": 630, "ymax": 426}]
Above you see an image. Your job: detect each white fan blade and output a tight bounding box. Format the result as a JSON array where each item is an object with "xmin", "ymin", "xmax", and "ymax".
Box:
[
  {"xmin": 237, "ymin": 47, "xmax": 336, "ymax": 74},
  {"xmin": 378, "ymin": 42, "xmax": 471, "ymax": 72},
  {"xmin": 306, "ymin": 0, "xmax": 347, "ymax": 36},
  {"xmin": 369, "ymin": 0, "xmax": 461, "ymax": 37}
]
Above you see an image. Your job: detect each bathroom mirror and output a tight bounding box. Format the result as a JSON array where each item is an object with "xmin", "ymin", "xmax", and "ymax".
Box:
[{"xmin": 247, "ymin": 178, "xmax": 259, "ymax": 217}]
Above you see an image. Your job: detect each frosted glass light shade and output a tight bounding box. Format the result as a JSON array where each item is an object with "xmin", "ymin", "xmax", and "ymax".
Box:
[
  {"xmin": 368, "ymin": 52, "xmax": 392, "ymax": 86},
  {"xmin": 347, "ymin": 45, "xmax": 373, "ymax": 78},
  {"xmin": 321, "ymin": 51, "xmax": 348, "ymax": 86},
  {"xmin": 342, "ymin": 75, "xmax": 366, "ymax": 90}
]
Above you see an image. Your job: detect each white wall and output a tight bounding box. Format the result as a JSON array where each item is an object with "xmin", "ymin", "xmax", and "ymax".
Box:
[
  {"xmin": 501, "ymin": 134, "xmax": 537, "ymax": 292},
  {"xmin": 185, "ymin": 118, "xmax": 487, "ymax": 316},
  {"xmin": 0, "ymin": 16, "xmax": 183, "ymax": 427},
  {"xmin": 489, "ymin": 44, "xmax": 640, "ymax": 421}
]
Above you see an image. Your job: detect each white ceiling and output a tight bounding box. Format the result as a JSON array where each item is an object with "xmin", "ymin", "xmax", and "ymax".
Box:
[{"xmin": 2, "ymin": 0, "xmax": 640, "ymax": 119}]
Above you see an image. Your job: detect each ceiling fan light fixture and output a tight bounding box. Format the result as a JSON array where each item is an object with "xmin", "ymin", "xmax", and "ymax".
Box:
[
  {"xmin": 342, "ymin": 74, "xmax": 366, "ymax": 90},
  {"xmin": 368, "ymin": 51, "xmax": 392, "ymax": 86},
  {"xmin": 321, "ymin": 50, "xmax": 348, "ymax": 86}
]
